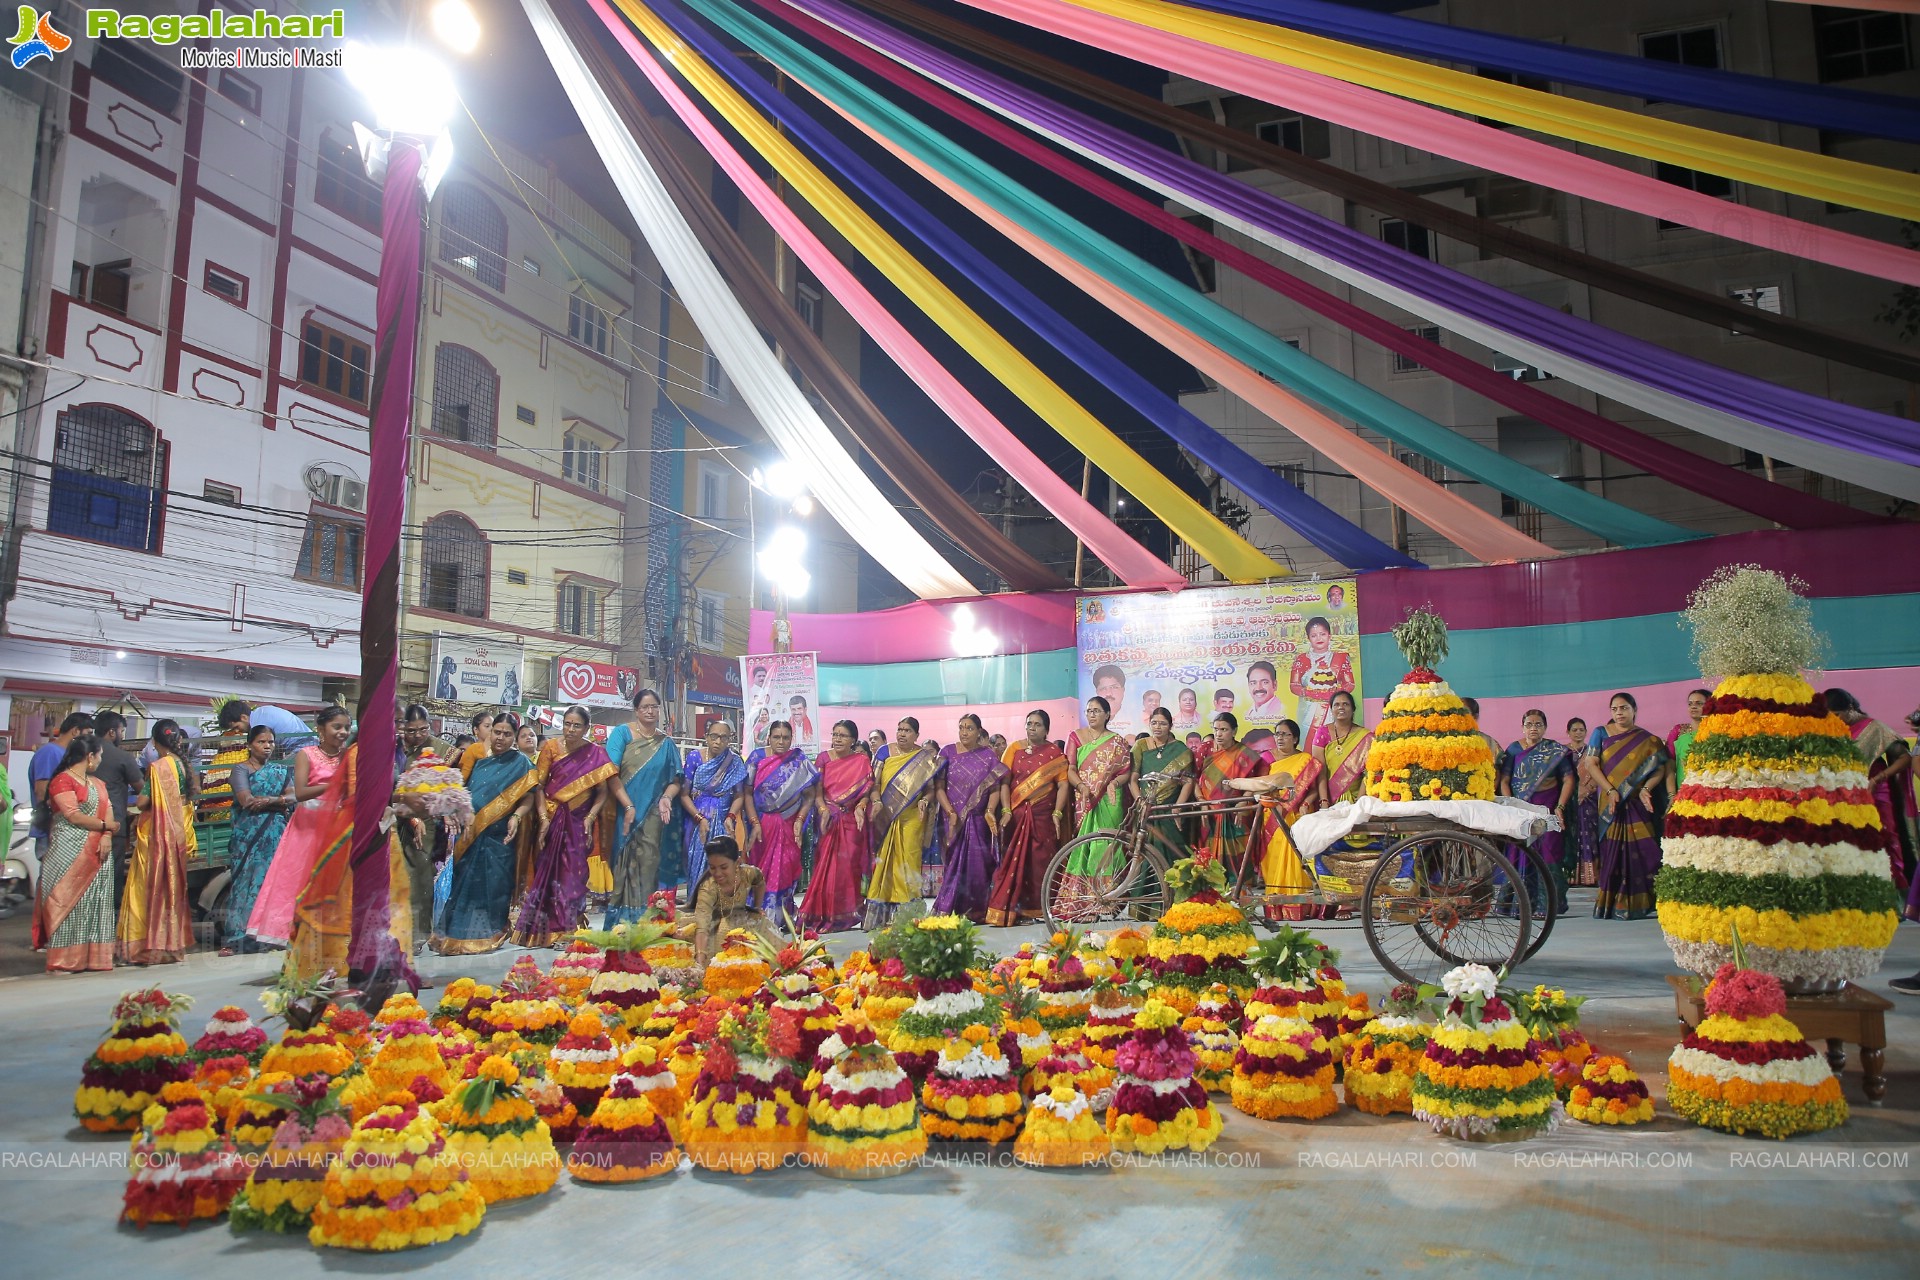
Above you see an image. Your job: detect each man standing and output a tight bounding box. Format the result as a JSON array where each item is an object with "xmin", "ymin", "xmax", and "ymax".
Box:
[
  {"xmin": 398, "ymin": 705, "xmax": 453, "ymax": 947},
  {"xmin": 1247, "ymin": 662, "xmax": 1284, "ymax": 719},
  {"xmin": 30, "ymin": 712, "xmax": 94, "ymax": 858},
  {"xmin": 91, "ymin": 712, "xmax": 146, "ymax": 907}
]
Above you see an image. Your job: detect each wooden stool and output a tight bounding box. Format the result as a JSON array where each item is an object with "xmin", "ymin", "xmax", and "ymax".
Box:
[{"xmin": 1667, "ymin": 975, "xmax": 1890, "ymax": 1104}]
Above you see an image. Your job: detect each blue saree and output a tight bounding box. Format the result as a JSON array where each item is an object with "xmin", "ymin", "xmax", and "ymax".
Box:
[
  {"xmin": 432, "ymin": 749, "xmax": 535, "ymax": 955},
  {"xmin": 605, "ymin": 724, "xmax": 683, "ymax": 925},
  {"xmin": 224, "ymin": 759, "xmax": 290, "ymax": 950},
  {"xmin": 681, "ymin": 747, "xmax": 749, "ymax": 892}
]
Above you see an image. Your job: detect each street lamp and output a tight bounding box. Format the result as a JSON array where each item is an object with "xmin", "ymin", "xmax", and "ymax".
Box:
[
  {"xmin": 429, "ymin": 0, "xmax": 482, "ymax": 54},
  {"xmin": 758, "ymin": 525, "xmax": 810, "ymax": 653}
]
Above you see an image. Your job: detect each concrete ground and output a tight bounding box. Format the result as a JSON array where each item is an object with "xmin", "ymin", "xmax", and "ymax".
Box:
[{"xmin": 2, "ymin": 893, "xmax": 1916, "ymax": 1279}]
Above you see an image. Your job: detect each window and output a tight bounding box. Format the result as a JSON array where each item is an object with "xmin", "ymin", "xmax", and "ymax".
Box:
[
  {"xmin": 1813, "ymin": 8, "xmax": 1910, "ymax": 81},
  {"xmin": 203, "ymin": 262, "xmax": 248, "ymax": 308},
  {"xmin": 557, "ymin": 581, "xmax": 602, "ymax": 639},
  {"xmin": 73, "ymin": 259, "xmax": 132, "ymax": 316},
  {"xmin": 438, "ymin": 183, "xmax": 507, "ymax": 291},
  {"xmin": 295, "ymin": 510, "xmax": 363, "ymax": 589},
  {"xmin": 48, "ymin": 404, "xmax": 165, "ymax": 552},
  {"xmin": 506, "ymin": 567, "xmax": 528, "ymax": 586},
  {"xmin": 697, "ymin": 590, "xmax": 724, "ymax": 649},
  {"xmin": 203, "ymin": 480, "xmax": 241, "ymax": 506},
  {"xmin": 1398, "ymin": 449, "xmax": 1444, "ymax": 484},
  {"xmin": 90, "ymin": 41, "xmax": 183, "ymax": 115},
  {"xmin": 515, "ymin": 404, "xmax": 537, "ymax": 425},
  {"xmin": 796, "ymin": 272, "xmax": 824, "ymax": 336},
  {"xmin": 1380, "ymin": 219, "xmax": 1435, "ymax": 260},
  {"xmin": 1393, "ymin": 325, "xmax": 1441, "ymax": 374},
  {"xmin": 1494, "ymin": 352, "xmax": 1554, "ymax": 382},
  {"xmin": 522, "ymin": 256, "xmax": 541, "ymax": 276},
  {"xmin": 419, "ymin": 513, "xmax": 488, "ymax": 617},
  {"xmin": 314, "ymin": 129, "xmax": 381, "ymax": 232},
  {"xmin": 1729, "ymin": 284, "xmax": 1784, "ymax": 314},
  {"xmin": 215, "ymin": 71, "xmax": 261, "ymax": 114},
  {"xmin": 429, "ymin": 344, "xmax": 498, "ymax": 448},
  {"xmin": 562, "ymin": 432, "xmax": 604, "ymax": 492},
  {"xmin": 1640, "ymin": 26, "xmax": 1722, "ymax": 70},
  {"xmin": 1253, "ymin": 114, "xmax": 1331, "ymax": 159},
  {"xmin": 568, "ymin": 293, "xmax": 609, "ymax": 355},
  {"xmin": 1275, "ymin": 462, "xmax": 1308, "ymax": 490},
  {"xmin": 298, "ymin": 319, "xmax": 371, "ymax": 405},
  {"xmin": 697, "ymin": 465, "xmax": 727, "ymax": 519},
  {"xmin": 700, "ymin": 346, "xmax": 728, "ymax": 401},
  {"xmin": 1653, "ymin": 163, "xmax": 1735, "ymax": 228}
]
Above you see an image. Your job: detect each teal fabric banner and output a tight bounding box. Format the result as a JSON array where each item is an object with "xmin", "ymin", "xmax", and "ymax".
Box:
[{"xmin": 819, "ymin": 648, "xmax": 1079, "ymax": 706}]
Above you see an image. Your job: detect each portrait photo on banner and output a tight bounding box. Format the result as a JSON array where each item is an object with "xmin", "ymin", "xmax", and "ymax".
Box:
[
  {"xmin": 1076, "ymin": 583, "xmax": 1359, "ymax": 753},
  {"xmin": 739, "ymin": 651, "xmax": 824, "ymax": 752}
]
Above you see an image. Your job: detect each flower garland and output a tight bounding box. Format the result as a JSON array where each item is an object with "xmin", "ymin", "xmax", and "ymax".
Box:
[
  {"xmin": 308, "ymin": 1096, "xmax": 486, "ymax": 1251},
  {"xmin": 1565, "ymin": 1056, "xmax": 1654, "ymax": 1126},
  {"xmin": 1106, "ymin": 1000, "xmax": 1222, "ymax": 1154},
  {"xmin": 1666, "ymin": 959, "xmax": 1847, "ymax": 1139},
  {"xmin": 76, "ymin": 988, "xmax": 198, "ymax": 1132},
  {"xmin": 1231, "ymin": 1012, "xmax": 1339, "ymax": 1121},
  {"xmin": 439, "ymin": 1057, "xmax": 561, "ymax": 1203},
  {"xmin": 1015, "ymin": 1083, "xmax": 1111, "ymax": 1168},
  {"xmin": 121, "ymin": 1083, "xmax": 247, "ymax": 1227},
  {"xmin": 1411, "ymin": 966, "xmax": 1561, "ymax": 1141},
  {"xmin": 808, "ymin": 1040, "xmax": 926, "ymax": 1174}
]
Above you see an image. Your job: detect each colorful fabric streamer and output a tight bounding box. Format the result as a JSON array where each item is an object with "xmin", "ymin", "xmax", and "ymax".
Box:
[
  {"xmin": 782, "ymin": 0, "xmax": 1873, "ymax": 532},
  {"xmin": 571, "ymin": 0, "xmax": 1181, "ymax": 589},
  {"xmin": 680, "ymin": 0, "xmax": 1692, "ymax": 547},
  {"xmin": 518, "ymin": 0, "xmax": 977, "ymax": 599}
]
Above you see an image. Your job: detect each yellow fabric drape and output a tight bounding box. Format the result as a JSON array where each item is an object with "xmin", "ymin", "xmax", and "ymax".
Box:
[
  {"xmin": 615, "ymin": 0, "xmax": 1286, "ymax": 583},
  {"xmin": 1057, "ymin": 0, "xmax": 1920, "ymax": 219}
]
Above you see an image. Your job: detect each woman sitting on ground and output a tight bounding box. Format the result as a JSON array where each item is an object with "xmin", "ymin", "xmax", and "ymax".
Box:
[{"xmin": 689, "ymin": 836, "xmax": 781, "ymax": 966}]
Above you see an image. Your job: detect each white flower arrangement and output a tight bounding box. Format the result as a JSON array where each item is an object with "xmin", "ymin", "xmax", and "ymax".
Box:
[{"xmin": 1442, "ymin": 964, "xmax": 1498, "ymax": 1003}]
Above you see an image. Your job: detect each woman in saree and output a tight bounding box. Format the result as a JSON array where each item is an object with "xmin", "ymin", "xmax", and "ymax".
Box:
[
  {"xmin": 248, "ymin": 707, "xmax": 352, "ymax": 954},
  {"xmin": 1826, "ymin": 689, "xmax": 1915, "ymax": 892},
  {"xmin": 1315, "ymin": 692, "xmax": 1372, "ymax": 809},
  {"xmin": 690, "ymin": 838, "xmax": 782, "ymax": 966},
  {"xmin": 37, "ymin": 735, "xmax": 118, "ymax": 973},
  {"xmin": 223, "ymin": 726, "xmax": 293, "ymax": 954},
  {"xmin": 1580, "ymin": 692, "xmax": 1668, "ymax": 921},
  {"xmin": 864, "ymin": 716, "xmax": 942, "ymax": 930},
  {"xmin": 1132, "ymin": 707, "xmax": 1195, "ymax": 860},
  {"xmin": 1565, "ymin": 717, "xmax": 1600, "ymax": 887},
  {"xmin": 987, "ymin": 709, "xmax": 1068, "ymax": 927},
  {"xmin": 933, "ymin": 714, "xmax": 1010, "ymax": 922},
  {"xmin": 118, "ymin": 720, "xmax": 197, "ymax": 965},
  {"xmin": 514, "ymin": 704, "xmax": 627, "ymax": 949},
  {"xmin": 1053, "ymin": 697, "xmax": 1134, "ymax": 920},
  {"xmin": 433, "ymin": 713, "xmax": 537, "ymax": 955},
  {"xmin": 747, "ymin": 720, "xmax": 818, "ymax": 919},
  {"xmin": 802, "ymin": 720, "xmax": 871, "ymax": 933},
  {"xmin": 1289, "ymin": 615, "xmax": 1355, "ymax": 750},
  {"xmin": 1259, "ymin": 719, "xmax": 1327, "ymax": 920},
  {"xmin": 603, "ymin": 688, "xmax": 683, "ymax": 926},
  {"xmin": 1192, "ymin": 713, "xmax": 1266, "ymax": 880},
  {"xmin": 1498, "ymin": 709, "xmax": 1576, "ymax": 917},
  {"xmin": 680, "ymin": 720, "xmax": 750, "ymax": 896}
]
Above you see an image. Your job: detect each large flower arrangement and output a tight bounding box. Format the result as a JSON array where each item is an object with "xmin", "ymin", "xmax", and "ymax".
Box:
[
  {"xmin": 641, "ymin": 935, "xmax": 701, "ymax": 993},
  {"xmin": 1667, "ymin": 936, "xmax": 1847, "ymax": 1139},
  {"xmin": 1032, "ymin": 944, "xmax": 1096, "ymax": 1041},
  {"xmin": 1654, "ymin": 578, "xmax": 1900, "ymax": 988},
  {"xmin": 1081, "ymin": 967, "xmax": 1151, "ymax": 1075},
  {"xmin": 1147, "ymin": 859, "xmax": 1256, "ymax": 1014},
  {"xmin": 372, "ymin": 992, "xmax": 433, "ymax": 1034},
  {"xmin": 550, "ymin": 938, "xmax": 606, "ymax": 1003},
  {"xmin": 1107, "ymin": 999, "xmax": 1222, "ymax": 1154},
  {"xmin": 1000, "ymin": 987, "xmax": 1053, "ymax": 1073},
  {"xmin": 683, "ymin": 1006, "xmax": 809, "ymax": 1173},
  {"xmin": 1182, "ymin": 985, "xmax": 1243, "ymax": 1094},
  {"xmin": 368, "ymin": 1018, "xmax": 453, "ymax": 1099},
  {"xmin": 192, "ymin": 1050, "xmax": 256, "ymax": 1126},
  {"xmin": 1364, "ymin": 607, "xmax": 1496, "ymax": 803},
  {"xmin": 438, "ymin": 1056, "xmax": 561, "ymax": 1203},
  {"xmin": 1342, "ymin": 983, "xmax": 1437, "ymax": 1117},
  {"xmin": 517, "ymin": 1054, "xmax": 579, "ymax": 1147},
  {"xmin": 228, "ymin": 1075, "xmax": 351, "ymax": 1233},
  {"xmin": 193, "ymin": 1005, "xmax": 269, "ymax": 1067},
  {"xmin": 808, "ymin": 1039, "xmax": 925, "ymax": 1174},
  {"xmin": 568, "ymin": 1062, "xmax": 681, "ymax": 1184},
  {"xmin": 122, "ymin": 1082, "xmax": 247, "ymax": 1226},
  {"xmin": 260, "ymin": 1025, "xmax": 358, "ymax": 1081},
  {"xmin": 76, "ymin": 988, "xmax": 196, "ymax": 1132},
  {"xmin": 754, "ymin": 934, "xmax": 839, "ymax": 1063},
  {"xmin": 921, "ymin": 1024, "xmax": 1025, "ymax": 1144},
  {"xmin": 548, "ymin": 1009, "xmax": 622, "ymax": 1139},
  {"xmin": 637, "ymin": 986, "xmax": 690, "ymax": 1045},
  {"xmin": 1027, "ymin": 1042, "xmax": 1105, "ymax": 1104},
  {"xmin": 1015, "ymin": 1082, "xmax": 1111, "ymax": 1169},
  {"xmin": 1566, "ymin": 1056, "xmax": 1654, "ymax": 1126},
  {"xmin": 1231, "ymin": 1013, "xmax": 1339, "ymax": 1121},
  {"xmin": 860, "ymin": 959, "xmax": 918, "ymax": 1043},
  {"xmin": 469, "ymin": 996, "xmax": 570, "ymax": 1047},
  {"xmin": 1514, "ymin": 985, "xmax": 1593, "ymax": 1097},
  {"xmin": 612, "ymin": 1041, "xmax": 686, "ymax": 1143},
  {"xmin": 1243, "ymin": 928, "xmax": 1344, "ymax": 1038},
  {"xmin": 308, "ymin": 1094, "xmax": 487, "ymax": 1251},
  {"xmin": 1412, "ymin": 965, "xmax": 1561, "ymax": 1142},
  {"xmin": 323, "ymin": 1006, "xmax": 376, "ymax": 1064},
  {"xmin": 500, "ymin": 955, "xmax": 554, "ymax": 1002},
  {"xmin": 576, "ymin": 922, "xmax": 671, "ymax": 1031},
  {"xmin": 887, "ymin": 914, "xmax": 995, "ymax": 1082},
  {"xmin": 703, "ymin": 930, "xmax": 774, "ymax": 1001}
]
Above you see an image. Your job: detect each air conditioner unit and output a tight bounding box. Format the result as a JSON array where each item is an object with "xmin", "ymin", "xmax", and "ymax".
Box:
[{"xmin": 338, "ymin": 478, "xmax": 367, "ymax": 511}]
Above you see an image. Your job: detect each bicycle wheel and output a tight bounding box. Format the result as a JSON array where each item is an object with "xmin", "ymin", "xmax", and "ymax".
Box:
[
  {"xmin": 1042, "ymin": 831, "xmax": 1172, "ymax": 927},
  {"xmin": 1361, "ymin": 832, "xmax": 1530, "ymax": 987}
]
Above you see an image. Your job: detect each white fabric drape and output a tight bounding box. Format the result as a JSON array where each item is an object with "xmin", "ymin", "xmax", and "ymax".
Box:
[{"xmin": 520, "ymin": 0, "xmax": 978, "ymax": 599}]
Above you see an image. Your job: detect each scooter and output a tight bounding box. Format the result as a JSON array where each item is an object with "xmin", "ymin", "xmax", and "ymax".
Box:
[{"xmin": 0, "ymin": 805, "xmax": 39, "ymax": 918}]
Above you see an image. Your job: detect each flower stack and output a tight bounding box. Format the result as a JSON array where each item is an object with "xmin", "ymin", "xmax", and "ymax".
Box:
[
  {"xmin": 1027, "ymin": 1042, "xmax": 1105, "ymax": 1103},
  {"xmin": 322, "ymin": 1006, "xmax": 375, "ymax": 1064},
  {"xmin": 431, "ymin": 979, "xmax": 480, "ymax": 1033},
  {"xmin": 568, "ymin": 1061, "xmax": 681, "ymax": 1184},
  {"xmin": 703, "ymin": 930, "xmax": 774, "ymax": 1001},
  {"xmin": 1182, "ymin": 985, "xmax": 1243, "ymax": 1094},
  {"xmin": 805, "ymin": 1022, "xmax": 862, "ymax": 1095},
  {"xmin": 641, "ymin": 933, "xmax": 701, "ymax": 993},
  {"xmin": 517, "ymin": 1056, "xmax": 579, "ymax": 1148},
  {"xmin": 1515, "ymin": 985, "xmax": 1593, "ymax": 1098},
  {"xmin": 471, "ymin": 995, "xmax": 570, "ymax": 1048},
  {"xmin": 637, "ymin": 985, "xmax": 689, "ymax": 1045},
  {"xmin": 921, "ymin": 1024, "xmax": 1025, "ymax": 1144},
  {"xmin": 1081, "ymin": 967, "xmax": 1150, "ymax": 1078},
  {"xmin": 807, "ymin": 1039, "xmax": 925, "ymax": 1176},
  {"xmin": 550, "ymin": 938, "xmax": 606, "ymax": 1003},
  {"xmin": 1337, "ymin": 993, "xmax": 1374, "ymax": 1051},
  {"xmin": 857, "ymin": 958, "xmax": 916, "ymax": 1043},
  {"xmin": 76, "ymin": 988, "xmax": 197, "ymax": 1132},
  {"xmin": 438, "ymin": 1056, "xmax": 561, "ymax": 1203},
  {"xmin": 1342, "ymin": 983, "xmax": 1436, "ymax": 1116},
  {"xmin": 260, "ymin": 1024, "xmax": 357, "ymax": 1081},
  {"xmin": 577, "ymin": 923, "xmax": 667, "ymax": 1033},
  {"xmin": 886, "ymin": 914, "xmax": 996, "ymax": 1083},
  {"xmin": 683, "ymin": 1006, "xmax": 809, "ymax": 1173},
  {"xmin": 1243, "ymin": 929, "xmax": 1344, "ymax": 1039},
  {"xmin": 226, "ymin": 1070, "xmax": 294, "ymax": 1151},
  {"xmin": 753, "ymin": 934, "xmax": 839, "ymax": 1062},
  {"xmin": 1033, "ymin": 950, "xmax": 1095, "ymax": 1043},
  {"xmin": 612, "ymin": 1041, "xmax": 686, "ymax": 1142},
  {"xmin": 1566, "ymin": 1056, "xmax": 1654, "ymax": 1126},
  {"xmin": 1107, "ymin": 998, "xmax": 1223, "ymax": 1154},
  {"xmin": 228, "ymin": 1075, "xmax": 351, "ymax": 1233},
  {"xmin": 308, "ymin": 1093, "xmax": 487, "ymax": 1251},
  {"xmin": 1364, "ymin": 607, "xmax": 1497, "ymax": 803},
  {"xmin": 1667, "ymin": 937, "xmax": 1847, "ymax": 1139},
  {"xmin": 547, "ymin": 1008, "xmax": 622, "ymax": 1141},
  {"xmin": 1656, "ymin": 569, "xmax": 1900, "ymax": 991},
  {"xmin": 368, "ymin": 1018, "xmax": 453, "ymax": 1100},
  {"xmin": 500, "ymin": 955, "xmax": 553, "ymax": 1000},
  {"xmin": 1015, "ymin": 1082, "xmax": 1111, "ymax": 1169},
  {"xmin": 194, "ymin": 1005, "xmax": 269, "ymax": 1068},
  {"xmin": 1231, "ymin": 930, "xmax": 1340, "ymax": 1121},
  {"xmin": 372, "ymin": 992, "xmax": 433, "ymax": 1035},
  {"xmin": 1413, "ymin": 965, "xmax": 1561, "ymax": 1142},
  {"xmin": 1148, "ymin": 859, "xmax": 1257, "ymax": 1014},
  {"xmin": 1000, "ymin": 987, "xmax": 1053, "ymax": 1075},
  {"xmin": 121, "ymin": 1082, "xmax": 247, "ymax": 1227}
]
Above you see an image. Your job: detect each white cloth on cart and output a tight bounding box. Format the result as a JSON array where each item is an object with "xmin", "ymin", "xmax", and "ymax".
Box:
[{"xmin": 1290, "ymin": 797, "xmax": 1560, "ymax": 859}]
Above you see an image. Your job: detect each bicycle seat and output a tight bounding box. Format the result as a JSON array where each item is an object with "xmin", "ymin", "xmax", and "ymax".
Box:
[{"xmin": 1225, "ymin": 774, "xmax": 1292, "ymax": 794}]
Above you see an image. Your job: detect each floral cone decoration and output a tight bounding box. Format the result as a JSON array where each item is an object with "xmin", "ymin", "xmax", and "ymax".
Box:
[
  {"xmin": 641, "ymin": 933, "xmax": 700, "ymax": 993},
  {"xmin": 516, "ymin": 1053, "xmax": 579, "ymax": 1147},
  {"xmin": 1656, "ymin": 568, "xmax": 1900, "ymax": 990},
  {"xmin": 194, "ymin": 1005, "xmax": 269, "ymax": 1067},
  {"xmin": 613, "ymin": 1041, "xmax": 686, "ymax": 1143},
  {"xmin": 369, "ymin": 1019, "xmax": 453, "ymax": 1097},
  {"xmin": 193, "ymin": 1051, "xmax": 256, "ymax": 1128},
  {"xmin": 549, "ymin": 1009, "xmax": 623, "ymax": 1138},
  {"xmin": 76, "ymin": 988, "xmax": 196, "ymax": 1132},
  {"xmin": 1343, "ymin": 983, "xmax": 1437, "ymax": 1117},
  {"xmin": 1231, "ymin": 1014, "xmax": 1339, "ymax": 1122},
  {"xmin": 807, "ymin": 1040, "xmax": 925, "ymax": 1175},
  {"xmin": 1515, "ymin": 985, "xmax": 1593, "ymax": 1098},
  {"xmin": 431, "ymin": 979, "xmax": 479, "ymax": 1033},
  {"xmin": 1033, "ymin": 932, "xmax": 1096, "ymax": 1042},
  {"xmin": 472, "ymin": 996, "xmax": 570, "ymax": 1048},
  {"xmin": 1016, "ymin": 1082, "xmax": 1111, "ymax": 1169},
  {"xmin": 703, "ymin": 930, "xmax": 774, "ymax": 1001},
  {"xmin": 684, "ymin": 1006, "xmax": 809, "ymax": 1173},
  {"xmin": 323, "ymin": 1006, "xmax": 375, "ymax": 1064},
  {"xmin": 752, "ymin": 932, "xmax": 840, "ymax": 1062},
  {"xmin": 1566, "ymin": 1056, "xmax": 1654, "ymax": 1126},
  {"xmin": 1413, "ymin": 965, "xmax": 1562, "ymax": 1142},
  {"xmin": 1148, "ymin": 859, "xmax": 1256, "ymax": 1014},
  {"xmin": 260, "ymin": 1024, "xmax": 357, "ymax": 1081},
  {"xmin": 1666, "ymin": 927, "xmax": 1846, "ymax": 1139},
  {"xmin": 1182, "ymin": 985, "xmax": 1243, "ymax": 1094},
  {"xmin": 1336, "ymin": 993, "xmax": 1374, "ymax": 1051},
  {"xmin": 1364, "ymin": 607, "xmax": 1496, "ymax": 803},
  {"xmin": 921, "ymin": 1023, "xmax": 1025, "ymax": 1144},
  {"xmin": 372, "ymin": 992, "xmax": 433, "ymax": 1034},
  {"xmin": 229, "ymin": 1075, "xmax": 352, "ymax": 1233},
  {"xmin": 568, "ymin": 1068, "xmax": 681, "ymax": 1185},
  {"xmin": 1082, "ymin": 965, "xmax": 1151, "ymax": 1075},
  {"xmin": 637, "ymin": 986, "xmax": 689, "ymax": 1044},
  {"xmin": 551, "ymin": 938, "xmax": 607, "ymax": 1002},
  {"xmin": 308, "ymin": 1092, "xmax": 487, "ymax": 1251},
  {"xmin": 1000, "ymin": 987, "xmax": 1053, "ymax": 1075},
  {"xmin": 860, "ymin": 959, "xmax": 917, "ymax": 1043},
  {"xmin": 887, "ymin": 914, "xmax": 996, "ymax": 1083},
  {"xmin": 1107, "ymin": 999, "xmax": 1222, "ymax": 1154},
  {"xmin": 1244, "ymin": 928, "xmax": 1344, "ymax": 1032},
  {"xmin": 805, "ymin": 1022, "xmax": 864, "ymax": 1095},
  {"xmin": 122, "ymin": 1082, "xmax": 247, "ymax": 1226},
  {"xmin": 577, "ymin": 922, "xmax": 668, "ymax": 1032},
  {"xmin": 439, "ymin": 1056, "xmax": 561, "ymax": 1203}
]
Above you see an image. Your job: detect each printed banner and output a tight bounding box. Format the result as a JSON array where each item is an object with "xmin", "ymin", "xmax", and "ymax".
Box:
[
  {"xmin": 555, "ymin": 656, "xmax": 642, "ymax": 709},
  {"xmin": 523, "ymin": 704, "xmax": 611, "ymax": 745},
  {"xmin": 690, "ymin": 652, "xmax": 744, "ymax": 710},
  {"xmin": 1076, "ymin": 582, "xmax": 1360, "ymax": 749},
  {"xmin": 430, "ymin": 635, "xmax": 526, "ymax": 706},
  {"xmin": 740, "ymin": 651, "xmax": 823, "ymax": 753}
]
